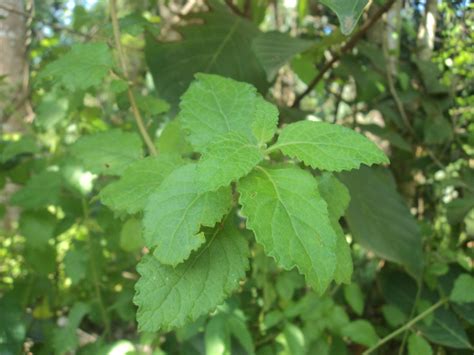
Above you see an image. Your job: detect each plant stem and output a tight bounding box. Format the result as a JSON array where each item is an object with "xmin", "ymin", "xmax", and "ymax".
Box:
[
  {"xmin": 362, "ymin": 298, "xmax": 447, "ymax": 355},
  {"xmin": 109, "ymin": 0, "xmax": 158, "ymax": 156},
  {"xmin": 81, "ymin": 198, "xmax": 111, "ymax": 338}
]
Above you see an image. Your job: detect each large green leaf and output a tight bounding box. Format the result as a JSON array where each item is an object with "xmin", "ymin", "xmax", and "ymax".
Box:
[
  {"xmin": 134, "ymin": 222, "xmax": 249, "ymax": 332},
  {"xmin": 320, "ymin": 0, "xmax": 368, "ymax": 35},
  {"xmin": 100, "ymin": 154, "xmax": 183, "ymax": 214},
  {"xmin": 143, "ymin": 164, "xmax": 232, "ymax": 266},
  {"xmin": 145, "ymin": 2, "xmax": 268, "ymax": 109},
  {"xmin": 71, "ymin": 130, "xmax": 143, "ymax": 176},
  {"xmin": 179, "ymin": 74, "xmax": 271, "ymax": 152},
  {"xmin": 271, "ymin": 121, "xmax": 388, "ymax": 172},
  {"xmin": 339, "ymin": 167, "xmax": 423, "ymax": 278},
  {"xmin": 38, "ymin": 42, "xmax": 113, "ymax": 91},
  {"xmin": 238, "ymin": 164, "xmax": 337, "ymax": 294},
  {"xmin": 197, "ymin": 132, "xmax": 264, "ymax": 191},
  {"xmin": 418, "ymin": 308, "xmax": 472, "ymax": 349},
  {"xmin": 252, "ymin": 31, "xmax": 313, "ymax": 81}
]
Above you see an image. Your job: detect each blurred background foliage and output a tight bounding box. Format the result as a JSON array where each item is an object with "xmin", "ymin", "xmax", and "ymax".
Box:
[{"xmin": 0, "ymin": 0, "xmax": 473, "ymax": 354}]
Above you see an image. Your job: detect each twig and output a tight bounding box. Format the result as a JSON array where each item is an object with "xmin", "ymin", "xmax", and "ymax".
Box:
[
  {"xmin": 224, "ymin": 0, "xmax": 245, "ymax": 17},
  {"xmin": 292, "ymin": 0, "xmax": 397, "ymax": 107},
  {"xmin": 362, "ymin": 298, "xmax": 447, "ymax": 355},
  {"xmin": 109, "ymin": 0, "xmax": 158, "ymax": 156}
]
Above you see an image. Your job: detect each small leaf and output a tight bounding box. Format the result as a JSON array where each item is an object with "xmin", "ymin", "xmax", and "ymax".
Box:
[
  {"xmin": 64, "ymin": 248, "xmax": 88, "ymax": 285},
  {"xmin": 1, "ymin": 136, "xmax": 39, "ymax": 163},
  {"xmin": 252, "ymin": 96, "xmax": 279, "ymax": 145},
  {"xmin": 343, "ymin": 284, "xmax": 364, "ymax": 316},
  {"xmin": 39, "ymin": 42, "xmax": 113, "ymax": 91},
  {"xmin": 341, "ymin": 320, "xmax": 379, "ymax": 347},
  {"xmin": 408, "ymin": 334, "xmax": 432, "ymax": 355},
  {"xmin": 100, "ymin": 154, "xmax": 183, "ymax": 214},
  {"xmin": 197, "ymin": 132, "xmax": 263, "ymax": 191},
  {"xmin": 143, "ymin": 164, "xmax": 232, "ymax": 266},
  {"xmin": 316, "ymin": 173, "xmax": 353, "ymax": 284},
  {"xmin": 134, "ymin": 222, "xmax": 249, "ymax": 331},
  {"xmin": 120, "ymin": 218, "xmax": 145, "ymax": 252},
  {"xmin": 71, "ymin": 130, "xmax": 143, "ymax": 176},
  {"xmin": 19, "ymin": 211, "xmax": 56, "ymax": 250},
  {"xmin": 11, "ymin": 171, "xmax": 62, "ymax": 210},
  {"xmin": 238, "ymin": 164, "xmax": 337, "ymax": 294},
  {"xmin": 272, "ymin": 121, "xmax": 388, "ymax": 172},
  {"xmin": 320, "ymin": 0, "xmax": 368, "ymax": 35},
  {"xmin": 381, "ymin": 304, "xmax": 407, "ymax": 327},
  {"xmin": 450, "ymin": 274, "xmax": 474, "ymax": 304},
  {"xmin": 205, "ymin": 316, "xmax": 231, "ymax": 355}
]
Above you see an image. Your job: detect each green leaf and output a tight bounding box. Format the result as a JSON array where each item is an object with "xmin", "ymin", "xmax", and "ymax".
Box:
[
  {"xmin": 71, "ymin": 130, "xmax": 143, "ymax": 176},
  {"xmin": 39, "ymin": 42, "xmax": 113, "ymax": 91},
  {"xmin": 197, "ymin": 132, "xmax": 263, "ymax": 191},
  {"xmin": 205, "ymin": 315, "xmax": 231, "ymax": 355},
  {"xmin": 143, "ymin": 164, "xmax": 232, "ymax": 266},
  {"xmin": 11, "ymin": 171, "xmax": 62, "ymax": 210},
  {"xmin": 19, "ymin": 211, "xmax": 56, "ymax": 250},
  {"xmin": 339, "ymin": 167, "xmax": 423, "ymax": 279},
  {"xmin": 252, "ymin": 31, "xmax": 313, "ymax": 81},
  {"xmin": 408, "ymin": 334, "xmax": 432, "ymax": 355},
  {"xmin": 271, "ymin": 121, "xmax": 388, "ymax": 172},
  {"xmin": 381, "ymin": 304, "xmax": 407, "ymax": 327},
  {"xmin": 316, "ymin": 173, "xmax": 350, "ymax": 220},
  {"xmin": 134, "ymin": 93, "xmax": 170, "ymax": 116},
  {"xmin": 277, "ymin": 323, "xmax": 306, "ymax": 355},
  {"xmin": 238, "ymin": 164, "xmax": 337, "ymax": 294},
  {"xmin": 64, "ymin": 248, "xmax": 88, "ymax": 285},
  {"xmin": 180, "ymin": 74, "xmax": 266, "ymax": 151},
  {"xmin": 343, "ymin": 284, "xmax": 364, "ymax": 316},
  {"xmin": 320, "ymin": 0, "xmax": 368, "ymax": 35},
  {"xmin": 1, "ymin": 136, "xmax": 39, "ymax": 163},
  {"xmin": 35, "ymin": 92, "xmax": 69, "ymax": 129},
  {"xmin": 134, "ymin": 222, "xmax": 249, "ymax": 331},
  {"xmin": 418, "ymin": 307, "xmax": 472, "ymax": 349},
  {"xmin": 446, "ymin": 195, "xmax": 474, "ymax": 224},
  {"xmin": 100, "ymin": 154, "xmax": 183, "ymax": 214},
  {"xmin": 450, "ymin": 274, "xmax": 474, "ymax": 304},
  {"xmin": 120, "ymin": 218, "xmax": 145, "ymax": 252},
  {"xmin": 252, "ymin": 96, "xmax": 279, "ymax": 145},
  {"xmin": 156, "ymin": 120, "xmax": 193, "ymax": 155},
  {"xmin": 341, "ymin": 320, "xmax": 379, "ymax": 347},
  {"xmin": 145, "ymin": 2, "xmax": 268, "ymax": 109},
  {"xmin": 315, "ymin": 173, "xmax": 352, "ymax": 284},
  {"xmin": 53, "ymin": 302, "xmax": 89, "ymax": 354}
]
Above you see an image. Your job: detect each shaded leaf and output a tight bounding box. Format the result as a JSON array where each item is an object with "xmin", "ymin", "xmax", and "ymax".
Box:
[
  {"xmin": 339, "ymin": 167, "xmax": 423, "ymax": 278},
  {"xmin": 71, "ymin": 130, "xmax": 143, "ymax": 176}
]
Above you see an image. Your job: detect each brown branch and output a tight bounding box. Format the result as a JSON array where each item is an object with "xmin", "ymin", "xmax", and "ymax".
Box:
[
  {"xmin": 224, "ymin": 0, "xmax": 245, "ymax": 17},
  {"xmin": 109, "ymin": 0, "xmax": 158, "ymax": 156},
  {"xmin": 292, "ymin": 0, "xmax": 397, "ymax": 107}
]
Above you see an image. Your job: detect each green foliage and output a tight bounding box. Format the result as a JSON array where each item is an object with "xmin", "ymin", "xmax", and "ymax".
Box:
[
  {"xmin": 71, "ymin": 130, "xmax": 143, "ymax": 175},
  {"xmin": 272, "ymin": 120, "xmax": 388, "ymax": 171},
  {"xmin": 134, "ymin": 221, "xmax": 249, "ymax": 331},
  {"xmin": 38, "ymin": 42, "xmax": 113, "ymax": 91},
  {"xmin": 1, "ymin": 1, "xmax": 472, "ymax": 354}
]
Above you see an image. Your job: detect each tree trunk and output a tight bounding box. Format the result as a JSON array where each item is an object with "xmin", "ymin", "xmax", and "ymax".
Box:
[
  {"xmin": 0, "ymin": 0, "xmax": 27, "ymax": 133},
  {"xmin": 417, "ymin": 0, "xmax": 437, "ymax": 60}
]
